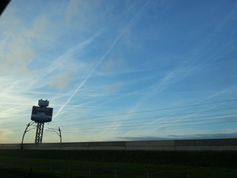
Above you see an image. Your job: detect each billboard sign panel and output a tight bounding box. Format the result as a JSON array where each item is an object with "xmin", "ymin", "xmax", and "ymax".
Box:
[{"xmin": 31, "ymin": 106, "xmax": 53, "ymax": 123}]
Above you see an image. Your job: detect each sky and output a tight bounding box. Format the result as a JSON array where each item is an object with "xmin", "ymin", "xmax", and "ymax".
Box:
[{"xmin": 0, "ymin": 0, "xmax": 237, "ymax": 143}]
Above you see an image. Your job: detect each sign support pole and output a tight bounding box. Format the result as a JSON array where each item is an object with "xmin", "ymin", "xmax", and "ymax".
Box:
[{"xmin": 35, "ymin": 122, "xmax": 45, "ymax": 144}]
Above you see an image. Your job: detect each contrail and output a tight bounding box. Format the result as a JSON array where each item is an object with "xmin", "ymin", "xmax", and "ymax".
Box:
[
  {"xmin": 54, "ymin": 1, "xmax": 150, "ymax": 119},
  {"xmin": 88, "ymin": 1, "xmax": 151, "ymax": 137},
  {"xmin": 27, "ymin": 30, "xmax": 103, "ymax": 90},
  {"xmin": 54, "ymin": 32, "xmax": 122, "ymax": 119}
]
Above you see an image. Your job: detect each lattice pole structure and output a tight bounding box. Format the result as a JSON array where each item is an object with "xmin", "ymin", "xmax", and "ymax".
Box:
[
  {"xmin": 31, "ymin": 99, "xmax": 53, "ymax": 144},
  {"xmin": 35, "ymin": 122, "xmax": 45, "ymax": 144}
]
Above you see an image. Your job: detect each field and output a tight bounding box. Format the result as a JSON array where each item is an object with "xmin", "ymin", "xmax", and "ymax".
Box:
[{"xmin": 0, "ymin": 150, "xmax": 237, "ymax": 178}]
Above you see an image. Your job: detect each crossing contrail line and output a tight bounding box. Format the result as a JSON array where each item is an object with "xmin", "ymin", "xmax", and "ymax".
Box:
[{"xmin": 54, "ymin": 1, "xmax": 150, "ymax": 119}]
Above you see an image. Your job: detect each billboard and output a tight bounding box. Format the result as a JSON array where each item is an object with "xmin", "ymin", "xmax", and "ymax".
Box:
[{"xmin": 31, "ymin": 106, "xmax": 53, "ymax": 123}]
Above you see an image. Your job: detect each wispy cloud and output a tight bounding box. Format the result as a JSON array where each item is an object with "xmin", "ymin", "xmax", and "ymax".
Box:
[
  {"xmin": 54, "ymin": 1, "xmax": 150, "ymax": 120},
  {"xmin": 0, "ymin": 129, "xmax": 13, "ymax": 142},
  {"xmin": 0, "ymin": 0, "xmax": 236, "ymax": 143}
]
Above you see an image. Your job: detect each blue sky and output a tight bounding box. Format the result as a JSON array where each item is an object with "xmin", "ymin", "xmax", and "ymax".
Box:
[{"xmin": 0, "ymin": 0, "xmax": 237, "ymax": 143}]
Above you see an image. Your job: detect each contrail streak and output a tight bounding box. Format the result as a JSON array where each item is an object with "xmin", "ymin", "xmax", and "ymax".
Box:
[
  {"xmin": 54, "ymin": 1, "xmax": 150, "ymax": 119},
  {"xmin": 91, "ymin": 1, "xmax": 151, "ymax": 136},
  {"xmin": 54, "ymin": 33, "xmax": 122, "ymax": 119},
  {"xmin": 27, "ymin": 30, "xmax": 103, "ymax": 90}
]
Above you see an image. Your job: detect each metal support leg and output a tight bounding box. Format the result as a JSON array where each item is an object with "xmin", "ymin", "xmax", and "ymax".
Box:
[{"xmin": 35, "ymin": 122, "xmax": 44, "ymax": 144}]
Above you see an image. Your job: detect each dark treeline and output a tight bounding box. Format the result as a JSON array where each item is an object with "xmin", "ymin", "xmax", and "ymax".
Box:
[{"xmin": 1, "ymin": 150, "xmax": 237, "ymax": 167}]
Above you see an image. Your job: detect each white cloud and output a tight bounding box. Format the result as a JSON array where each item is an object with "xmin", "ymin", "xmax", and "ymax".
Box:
[
  {"xmin": 98, "ymin": 58, "xmax": 129, "ymax": 75},
  {"xmin": 0, "ymin": 8, "xmax": 55, "ymax": 77},
  {"xmin": 49, "ymin": 70, "xmax": 75, "ymax": 89},
  {"xmin": 0, "ymin": 129, "xmax": 12, "ymax": 143},
  {"xmin": 0, "ymin": 32, "xmax": 35, "ymax": 76}
]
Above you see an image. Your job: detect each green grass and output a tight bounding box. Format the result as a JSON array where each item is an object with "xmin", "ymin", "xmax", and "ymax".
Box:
[{"xmin": 0, "ymin": 150, "xmax": 236, "ymax": 178}]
